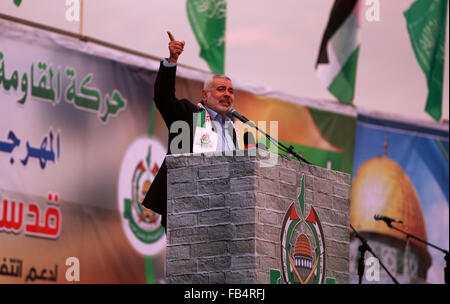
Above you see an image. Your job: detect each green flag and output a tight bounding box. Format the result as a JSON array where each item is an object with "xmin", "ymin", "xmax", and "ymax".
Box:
[
  {"xmin": 404, "ymin": 0, "xmax": 448, "ymax": 121},
  {"xmin": 186, "ymin": 0, "xmax": 226, "ymax": 74}
]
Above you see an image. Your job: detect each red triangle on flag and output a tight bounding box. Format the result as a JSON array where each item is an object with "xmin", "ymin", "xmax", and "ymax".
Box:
[
  {"xmin": 306, "ymin": 208, "xmax": 316, "ymax": 224},
  {"xmin": 290, "ymin": 205, "xmax": 300, "ymax": 220},
  {"xmin": 151, "ymin": 164, "xmax": 159, "ymax": 174},
  {"xmin": 138, "ymin": 161, "xmax": 146, "ymax": 171}
]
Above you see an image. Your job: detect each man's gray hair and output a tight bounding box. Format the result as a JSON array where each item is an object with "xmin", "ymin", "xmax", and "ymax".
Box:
[{"xmin": 203, "ymin": 74, "xmax": 232, "ymax": 91}]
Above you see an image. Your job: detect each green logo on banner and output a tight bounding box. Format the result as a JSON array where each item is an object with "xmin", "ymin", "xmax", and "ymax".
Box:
[
  {"xmin": 124, "ymin": 199, "xmax": 165, "ymax": 244},
  {"xmin": 13, "ymin": 0, "xmax": 22, "ymax": 7},
  {"xmin": 122, "ymin": 145, "xmax": 164, "ymax": 244}
]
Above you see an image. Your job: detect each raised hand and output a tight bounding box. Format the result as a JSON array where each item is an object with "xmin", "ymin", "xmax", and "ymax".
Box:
[{"xmin": 167, "ymin": 31, "xmax": 185, "ymax": 63}]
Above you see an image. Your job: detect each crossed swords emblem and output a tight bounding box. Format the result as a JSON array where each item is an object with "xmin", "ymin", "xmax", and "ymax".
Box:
[{"xmin": 285, "ymin": 246, "xmax": 323, "ymax": 284}]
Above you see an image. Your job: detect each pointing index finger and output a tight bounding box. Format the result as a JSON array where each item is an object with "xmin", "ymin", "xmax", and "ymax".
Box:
[{"xmin": 167, "ymin": 31, "xmax": 175, "ymax": 42}]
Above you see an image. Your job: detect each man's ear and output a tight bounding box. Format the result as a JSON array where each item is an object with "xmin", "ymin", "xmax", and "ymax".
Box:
[{"xmin": 201, "ymin": 89, "xmax": 208, "ymax": 102}]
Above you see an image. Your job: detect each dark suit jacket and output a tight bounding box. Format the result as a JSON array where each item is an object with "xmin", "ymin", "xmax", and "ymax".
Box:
[{"xmin": 142, "ymin": 61, "xmax": 238, "ymax": 229}]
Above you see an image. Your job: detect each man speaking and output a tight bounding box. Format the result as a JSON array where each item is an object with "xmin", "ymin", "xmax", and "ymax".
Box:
[{"xmin": 142, "ymin": 31, "xmax": 240, "ymax": 230}]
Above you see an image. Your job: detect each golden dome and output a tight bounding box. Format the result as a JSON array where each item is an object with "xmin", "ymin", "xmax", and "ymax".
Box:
[
  {"xmin": 350, "ymin": 156, "xmax": 428, "ymax": 250},
  {"xmin": 295, "ymin": 234, "xmax": 312, "ymax": 258}
]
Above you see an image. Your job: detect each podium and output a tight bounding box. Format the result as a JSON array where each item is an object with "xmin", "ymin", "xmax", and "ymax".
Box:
[{"xmin": 165, "ymin": 150, "xmax": 351, "ymax": 284}]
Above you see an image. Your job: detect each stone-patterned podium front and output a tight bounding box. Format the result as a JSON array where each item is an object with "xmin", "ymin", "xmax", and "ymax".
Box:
[{"xmin": 165, "ymin": 151, "xmax": 351, "ymax": 284}]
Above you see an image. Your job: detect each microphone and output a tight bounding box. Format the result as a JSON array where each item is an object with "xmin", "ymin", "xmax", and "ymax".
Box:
[
  {"xmin": 374, "ymin": 214, "xmax": 403, "ymax": 226},
  {"xmin": 243, "ymin": 132, "xmax": 256, "ymax": 149},
  {"xmin": 225, "ymin": 106, "xmax": 251, "ymax": 124}
]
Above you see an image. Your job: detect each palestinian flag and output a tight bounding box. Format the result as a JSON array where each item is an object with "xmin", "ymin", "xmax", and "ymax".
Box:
[{"xmin": 316, "ymin": 0, "xmax": 362, "ymax": 104}]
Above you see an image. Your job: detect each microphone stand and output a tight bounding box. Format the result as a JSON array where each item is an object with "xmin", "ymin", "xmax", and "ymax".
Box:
[
  {"xmin": 380, "ymin": 221, "xmax": 449, "ymax": 284},
  {"xmin": 350, "ymin": 224, "xmax": 399, "ymax": 284},
  {"xmin": 357, "ymin": 237, "xmax": 367, "ymax": 284},
  {"xmin": 243, "ymin": 121, "xmax": 311, "ymax": 165}
]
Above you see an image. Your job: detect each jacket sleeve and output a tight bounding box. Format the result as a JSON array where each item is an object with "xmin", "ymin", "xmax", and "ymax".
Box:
[{"xmin": 153, "ymin": 61, "xmax": 197, "ymax": 127}]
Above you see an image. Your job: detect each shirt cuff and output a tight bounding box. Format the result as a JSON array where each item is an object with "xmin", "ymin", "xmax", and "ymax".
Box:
[{"xmin": 163, "ymin": 58, "xmax": 177, "ymax": 68}]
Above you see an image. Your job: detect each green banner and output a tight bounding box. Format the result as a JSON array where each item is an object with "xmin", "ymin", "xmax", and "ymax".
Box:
[
  {"xmin": 404, "ymin": 0, "xmax": 448, "ymax": 121},
  {"xmin": 186, "ymin": 0, "xmax": 226, "ymax": 74}
]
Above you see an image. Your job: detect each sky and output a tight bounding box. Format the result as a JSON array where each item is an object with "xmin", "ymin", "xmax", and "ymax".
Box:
[{"xmin": 0, "ymin": 0, "xmax": 449, "ymax": 122}]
